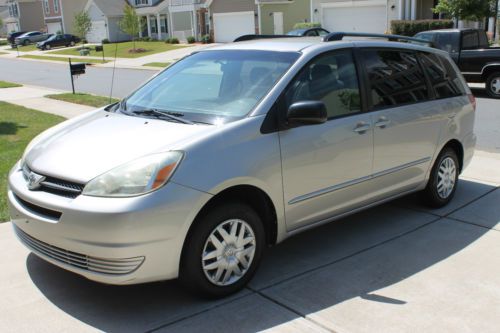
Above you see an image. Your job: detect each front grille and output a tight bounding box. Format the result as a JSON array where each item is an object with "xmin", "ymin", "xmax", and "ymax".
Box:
[
  {"xmin": 14, "ymin": 226, "xmax": 145, "ymax": 275},
  {"xmin": 22, "ymin": 164, "xmax": 84, "ymax": 198},
  {"xmin": 14, "ymin": 194, "xmax": 62, "ymax": 220}
]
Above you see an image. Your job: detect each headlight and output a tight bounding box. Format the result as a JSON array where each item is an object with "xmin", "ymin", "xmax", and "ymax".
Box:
[{"xmin": 82, "ymin": 151, "xmax": 183, "ymax": 197}]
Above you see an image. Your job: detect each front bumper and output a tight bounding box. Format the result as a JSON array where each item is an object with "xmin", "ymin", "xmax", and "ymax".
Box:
[{"xmin": 8, "ymin": 163, "xmax": 212, "ymax": 285}]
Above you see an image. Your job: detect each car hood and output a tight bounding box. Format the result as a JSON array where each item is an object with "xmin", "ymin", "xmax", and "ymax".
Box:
[{"xmin": 25, "ymin": 110, "xmax": 216, "ymax": 183}]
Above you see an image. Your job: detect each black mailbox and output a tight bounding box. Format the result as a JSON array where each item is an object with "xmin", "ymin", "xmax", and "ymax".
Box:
[
  {"xmin": 70, "ymin": 63, "xmax": 86, "ymax": 75},
  {"xmin": 95, "ymin": 45, "xmax": 103, "ymax": 52}
]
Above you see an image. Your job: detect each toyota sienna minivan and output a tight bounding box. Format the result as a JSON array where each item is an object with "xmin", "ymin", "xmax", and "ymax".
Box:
[{"xmin": 8, "ymin": 33, "xmax": 476, "ymax": 297}]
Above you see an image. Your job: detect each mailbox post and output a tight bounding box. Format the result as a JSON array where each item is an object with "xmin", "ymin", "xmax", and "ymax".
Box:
[
  {"xmin": 95, "ymin": 44, "xmax": 105, "ymax": 63},
  {"xmin": 68, "ymin": 58, "xmax": 86, "ymax": 94}
]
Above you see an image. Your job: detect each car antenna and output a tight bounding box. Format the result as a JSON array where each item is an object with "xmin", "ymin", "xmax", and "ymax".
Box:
[{"xmin": 109, "ymin": 42, "xmax": 118, "ymax": 104}]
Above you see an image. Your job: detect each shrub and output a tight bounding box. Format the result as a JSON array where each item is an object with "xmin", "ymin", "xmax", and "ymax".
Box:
[
  {"xmin": 201, "ymin": 34, "xmax": 211, "ymax": 44},
  {"xmin": 170, "ymin": 37, "xmax": 179, "ymax": 44},
  {"xmin": 164, "ymin": 38, "xmax": 171, "ymax": 43},
  {"xmin": 293, "ymin": 22, "xmax": 321, "ymax": 29},
  {"xmin": 187, "ymin": 36, "xmax": 195, "ymax": 44},
  {"xmin": 390, "ymin": 19, "xmax": 454, "ymax": 36},
  {"xmin": 101, "ymin": 38, "xmax": 110, "ymax": 44},
  {"xmin": 0, "ymin": 40, "xmax": 8, "ymax": 46}
]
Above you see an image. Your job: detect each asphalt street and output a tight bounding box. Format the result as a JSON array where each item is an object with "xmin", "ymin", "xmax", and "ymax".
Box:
[
  {"xmin": 0, "ymin": 58, "xmax": 154, "ymax": 98},
  {"xmin": 0, "ymin": 58, "xmax": 498, "ymax": 153}
]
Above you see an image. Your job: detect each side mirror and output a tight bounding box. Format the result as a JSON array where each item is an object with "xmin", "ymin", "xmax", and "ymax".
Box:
[{"xmin": 287, "ymin": 101, "xmax": 327, "ymax": 126}]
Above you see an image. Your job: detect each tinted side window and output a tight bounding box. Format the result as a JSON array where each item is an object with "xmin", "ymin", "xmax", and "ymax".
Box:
[
  {"xmin": 461, "ymin": 31, "xmax": 478, "ymax": 50},
  {"xmin": 419, "ymin": 52, "xmax": 466, "ymax": 98},
  {"xmin": 362, "ymin": 49, "xmax": 429, "ymax": 109},
  {"xmin": 478, "ymin": 31, "xmax": 488, "ymax": 48},
  {"xmin": 435, "ymin": 33, "xmax": 460, "ymax": 54},
  {"xmin": 286, "ymin": 50, "xmax": 361, "ymax": 119},
  {"xmin": 305, "ymin": 30, "xmax": 318, "ymax": 36}
]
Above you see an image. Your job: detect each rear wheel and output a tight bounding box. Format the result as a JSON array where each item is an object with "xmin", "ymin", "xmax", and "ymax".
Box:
[
  {"xmin": 422, "ymin": 148, "xmax": 459, "ymax": 208},
  {"xmin": 180, "ymin": 202, "xmax": 264, "ymax": 298},
  {"xmin": 486, "ymin": 71, "xmax": 500, "ymax": 99}
]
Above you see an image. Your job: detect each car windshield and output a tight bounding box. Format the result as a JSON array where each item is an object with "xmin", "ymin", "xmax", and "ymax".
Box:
[
  {"xmin": 46, "ymin": 35, "xmax": 57, "ymax": 41},
  {"xmin": 123, "ymin": 50, "xmax": 299, "ymax": 124},
  {"xmin": 287, "ymin": 29, "xmax": 306, "ymax": 36}
]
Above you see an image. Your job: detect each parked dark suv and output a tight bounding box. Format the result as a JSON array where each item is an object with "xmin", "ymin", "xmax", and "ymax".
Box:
[
  {"xmin": 7, "ymin": 31, "xmax": 26, "ymax": 47},
  {"xmin": 415, "ymin": 29, "xmax": 500, "ymax": 98}
]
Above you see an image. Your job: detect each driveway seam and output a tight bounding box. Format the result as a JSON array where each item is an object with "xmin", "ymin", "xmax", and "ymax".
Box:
[
  {"xmin": 247, "ymin": 286, "xmax": 337, "ymax": 333},
  {"xmin": 145, "ymin": 292, "xmax": 254, "ymax": 333},
  {"xmin": 446, "ymin": 216, "xmax": 500, "ymax": 232},
  {"xmin": 257, "ymin": 215, "xmax": 443, "ymax": 292}
]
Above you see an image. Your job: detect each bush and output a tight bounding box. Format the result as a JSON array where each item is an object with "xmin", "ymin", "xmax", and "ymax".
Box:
[
  {"xmin": 164, "ymin": 38, "xmax": 171, "ymax": 43},
  {"xmin": 0, "ymin": 40, "xmax": 8, "ymax": 46},
  {"xmin": 390, "ymin": 19, "xmax": 454, "ymax": 36},
  {"xmin": 293, "ymin": 22, "xmax": 321, "ymax": 29},
  {"xmin": 170, "ymin": 37, "xmax": 179, "ymax": 44},
  {"xmin": 201, "ymin": 34, "xmax": 211, "ymax": 44},
  {"xmin": 187, "ymin": 36, "xmax": 195, "ymax": 44},
  {"xmin": 101, "ymin": 38, "xmax": 110, "ymax": 44}
]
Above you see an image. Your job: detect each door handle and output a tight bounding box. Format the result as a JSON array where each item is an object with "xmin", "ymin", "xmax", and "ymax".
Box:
[
  {"xmin": 353, "ymin": 122, "xmax": 370, "ymax": 134},
  {"xmin": 374, "ymin": 117, "xmax": 390, "ymax": 128}
]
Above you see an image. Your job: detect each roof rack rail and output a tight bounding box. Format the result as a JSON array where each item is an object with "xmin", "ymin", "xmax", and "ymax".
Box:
[
  {"xmin": 234, "ymin": 34, "xmax": 298, "ymax": 42},
  {"xmin": 322, "ymin": 32, "xmax": 434, "ymax": 47}
]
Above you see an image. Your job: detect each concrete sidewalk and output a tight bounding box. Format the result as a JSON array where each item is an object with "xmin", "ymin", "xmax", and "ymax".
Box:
[
  {"xmin": 0, "ymin": 151, "xmax": 498, "ymax": 333},
  {"xmin": 0, "ymin": 85, "xmax": 96, "ymax": 118}
]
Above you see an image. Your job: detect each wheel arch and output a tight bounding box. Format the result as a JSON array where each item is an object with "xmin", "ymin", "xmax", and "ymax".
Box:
[
  {"xmin": 440, "ymin": 139, "xmax": 464, "ymax": 173},
  {"xmin": 481, "ymin": 64, "xmax": 500, "ymax": 81},
  {"xmin": 180, "ymin": 184, "xmax": 279, "ymax": 263}
]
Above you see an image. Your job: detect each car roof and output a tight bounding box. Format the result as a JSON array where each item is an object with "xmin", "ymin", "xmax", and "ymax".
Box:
[{"xmin": 204, "ymin": 37, "xmax": 442, "ymax": 54}]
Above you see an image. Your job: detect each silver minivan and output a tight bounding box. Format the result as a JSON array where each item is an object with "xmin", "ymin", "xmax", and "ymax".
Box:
[{"xmin": 8, "ymin": 35, "xmax": 476, "ymax": 297}]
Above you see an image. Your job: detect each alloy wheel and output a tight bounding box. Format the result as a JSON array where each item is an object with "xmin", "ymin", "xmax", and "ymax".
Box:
[
  {"xmin": 201, "ymin": 219, "xmax": 256, "ymax": 286},
  {"xmin": 437, "ymin": 157, "xmax": 456, "ymax": 199}
]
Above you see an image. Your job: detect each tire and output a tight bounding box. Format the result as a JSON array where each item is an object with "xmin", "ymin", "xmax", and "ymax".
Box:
[
  {"xmin": 70, "ymin": 41, "xmax": 76, "ymax": 46},
  {"xmin": 180, "ymin": 202, "xmax": 265, "ymax": 298},
  {"xmin": 45, "ymin": 44, "xmax": 51, "ymax": 50},
  {"xmin": 23, "ymin": 40, "xmax": 29, "ymax": 46},
  {"xmin": 485, "ymin": 71, "xmax": 500, "ymax": 99},
  {"xmin": 422, "ymin": 148, "xmax": 459, "ymax": 208}
]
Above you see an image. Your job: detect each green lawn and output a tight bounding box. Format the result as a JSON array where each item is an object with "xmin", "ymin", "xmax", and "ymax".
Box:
[
  {"xmin": 46, "ymin": 93, "xmax": 119, "ymax": 108},
  {"xmin": 20, "ymin": 55, "xmax": 109, "ymax": 64},
  {"xmin": 49, "ymin": 41, "xmax": 189, "ymax": 59},
  {"xmin": 143, "ymin": 62, "xmax": 171, "ymax": 68},
  {"xmin": 0, "ymin": 52, "xmax": 8, "ymax": 55},
  {"xmin": 10, "ymin": 44, "xmax": 38, "ymax": 52},
  {"xmin": 0, "ymin": 102, "xmax": 65, "ymax": 222},
  {"xmin": 0, "ymin": 81, "xmax": 22, "ymax": 88}
]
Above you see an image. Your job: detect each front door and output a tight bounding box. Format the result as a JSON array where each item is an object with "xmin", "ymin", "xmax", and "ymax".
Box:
[
  {"xmin": 279, "ymin": 49, "xmax": 373, "ymax": 230},
  {"xmin": 273, "ymin": 12, "xmax": 284, "ymax": 35}
]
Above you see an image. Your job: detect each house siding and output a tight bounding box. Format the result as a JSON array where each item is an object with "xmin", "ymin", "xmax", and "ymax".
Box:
[
  {"xmin": 18, "ymin": 1, "xmax": 44, "ymax": 31},
  {"xmin": 108, "ymin": 16, "xmax": 131, "ymax": 42},
  {"xmin": 210, "ymin": 0, "xmax": 256, "ymax": 14},
  {"xmin": 61, "ymin": 0, "xmax": 87, "ymax": 35},
  {"xmin": 259, "ymin": 1, "xmax": 311, "ymax": 35}
]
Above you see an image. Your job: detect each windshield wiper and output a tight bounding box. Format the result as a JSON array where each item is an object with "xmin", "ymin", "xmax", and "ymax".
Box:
[{"xmin": 132, "ymin": 108, "xmax": 194, "ymax": 125}]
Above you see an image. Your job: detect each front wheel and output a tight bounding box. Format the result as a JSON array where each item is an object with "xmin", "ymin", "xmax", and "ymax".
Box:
[
  {"xmin": 422, "ymin": 148, "xmax": 459, "ymax": 208},
  {"xmin": 180, "ymin": 202, "xmax": 265, "ymax": 298},
  {"xmin": 70, "ymin": 41, "xmax": 76, "ymax": 47},
  {"xmin": 45, "ymin": 44, "xmax": 51, "ymax": 50},
  {"xmin": 486, "ymin": 72, "xmax": 500, "ymax": 99}
]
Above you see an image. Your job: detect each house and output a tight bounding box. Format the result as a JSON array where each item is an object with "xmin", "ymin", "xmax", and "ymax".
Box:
[
  {"xmin": 311, "ymin": 0, "xmax": 436, "ymax": 34},
  {"xmin": 3, "ymin": 0, "xmax": 44, "ymax": 33},
  {"xmin": 256, "ymin": 0, "xmax": 311, "ymax": 35},
  {"xmin": 83, "ymin": 0, "xmax": 130, "ymax": 43},
  {"xmin": 42, "ymin": 0, "xmax": 86, "ymax": 35},
  {"xmin": 133, "ymin": 0, "xmax": 204, "ymax": 42},
  {"xmin": 205, "ymin": 0, "xmax": 258, "ymax": 42},
  {"xmin": 0, "ymin": 0, "xmax": 9, "ymax": 35}
]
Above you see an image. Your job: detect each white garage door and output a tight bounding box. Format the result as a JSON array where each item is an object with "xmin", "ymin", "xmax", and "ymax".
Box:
[
  {"xmin": 86, "ymin": 20, "xmax": 107, "ymax": 43},
  {"xmin": 322, "ymin": 3, "xmax": 387, "ymax": 34},
  {"xmin": 213, "ymin": 11, "xmax": 255, "ymax": 43},
  {"xmin": 47, "ymin": 22, "xmax": 62, "ymax": 34}
]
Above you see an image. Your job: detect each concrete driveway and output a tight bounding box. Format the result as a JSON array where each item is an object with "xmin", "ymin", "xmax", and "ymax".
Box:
[{"xmin": 0, "ymin": 150, "xmax": 499, "ymax": 332}]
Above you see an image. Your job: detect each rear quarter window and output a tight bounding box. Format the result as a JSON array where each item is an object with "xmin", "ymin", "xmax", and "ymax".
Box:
[
  {"xmin": 418, "ymin": 52, "xmax": 466, "ymax": 98},
  {"xmin": 361, "ymin": 49, "xmax": 429, "ymax": 109}
]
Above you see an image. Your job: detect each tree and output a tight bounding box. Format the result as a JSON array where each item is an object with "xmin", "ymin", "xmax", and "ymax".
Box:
[
  {"xmin": 119, "ymin": 4, "xmax": 143, "ymax": 50},
  {"xmin": 73, "ymin": 10, "xmax": 92, "ymax": 44},
  {"xmin": 433, "ymin": 0, "xmax": 495, "ymax": 21}
]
